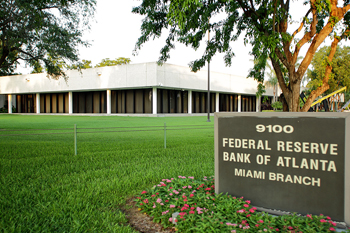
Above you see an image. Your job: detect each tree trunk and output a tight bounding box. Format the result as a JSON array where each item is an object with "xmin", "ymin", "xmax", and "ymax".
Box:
[
  {"xmin": 281, "ymin": 94, "xmax": 289, "ymax": 111},
  {"xmin": 300, "ymin": 37, "xmax": 340, "ymax": 112}
]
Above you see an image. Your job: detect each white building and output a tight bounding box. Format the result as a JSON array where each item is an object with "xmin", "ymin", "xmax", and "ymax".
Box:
[{"xmin": 0, "ymin": 62, "xmax": 276, "ymax": 114}]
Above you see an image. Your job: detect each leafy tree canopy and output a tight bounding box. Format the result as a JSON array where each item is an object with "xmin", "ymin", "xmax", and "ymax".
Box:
[
  {"xmin": 306, "ymin": 45, "xmax": 350, "ymax": 95},
  {"xmin": 66, "ymin": 59, "xmax": 93, "ymax": 70},
  {"xmin": 0, "ymin": 0, "xmax": 96, "ymax": 78},
  {"xmin": 132, "ymin": 0, "xmax": 350, "ymax": 111},
  {"xmin": 94, "ymin": 57, "xmax": 131, "ymax": 67}
]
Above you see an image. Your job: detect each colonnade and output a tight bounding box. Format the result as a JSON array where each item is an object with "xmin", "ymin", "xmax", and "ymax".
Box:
[{"xmin": 6, "ymin": 88, "xmax": 261, "ymax": 114}]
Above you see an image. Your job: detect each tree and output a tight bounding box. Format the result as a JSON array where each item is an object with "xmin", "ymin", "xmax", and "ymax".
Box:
[
  {"xmin": 66, "ymin": 59, "xmax": 93, "ymax": 70},
  {"xmin": 307, "ymin": 45, "xmax": 350, "ymax": 95},
  {"xmin": 132, "ymin": 0, "xmax": 350, "ymax": 112},
  {"xmin": 94, "ymin": 57, "xmax": 131, "ymax": 67},
  {"xmin": 306, "ymin": 45, "xmax": 350, "ymax": 110},
  {"xmin": 0, "ymin": 0, "xmax": 96, "ymax": 78}
]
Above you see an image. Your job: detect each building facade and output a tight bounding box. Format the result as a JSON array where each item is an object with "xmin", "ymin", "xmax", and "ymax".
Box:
[{"xmin": 0, "ymin": 62, "xmax": 276, "ymax": 115}]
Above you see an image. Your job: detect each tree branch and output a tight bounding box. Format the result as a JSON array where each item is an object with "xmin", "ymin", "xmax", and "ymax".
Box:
[{"xmin": 296, "ymin": 1, "xmax": 350, "ymax": 79}]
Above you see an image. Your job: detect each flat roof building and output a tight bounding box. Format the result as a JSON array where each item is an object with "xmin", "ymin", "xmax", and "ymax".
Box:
[{"xmin": 0, "ymin": 62, "xmax": 276, "ymax": 115}]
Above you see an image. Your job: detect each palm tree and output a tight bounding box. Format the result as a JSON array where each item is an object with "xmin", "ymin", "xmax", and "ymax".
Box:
[
  {"xmin": 264, "ymin": 59, "xmax": 279, "ymax": 104},
  {"xmin": 265, "ymin": 72, "xmax": 279, "ymax": 103}
]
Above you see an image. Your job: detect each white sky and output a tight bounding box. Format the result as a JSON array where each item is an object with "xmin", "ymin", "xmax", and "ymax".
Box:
[
  {"xmin": 17, "ymin": 0, "xmax": 350, "ymax": 77},
  {"xmin": 76, "ymin": 0, "xmax": 255, "ymax": 77}
]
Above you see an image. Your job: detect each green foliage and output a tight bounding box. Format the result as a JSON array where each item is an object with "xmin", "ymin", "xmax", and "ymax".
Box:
[
  {"xmin": 31, "ymin": 61, "xmax": 44, "ymax": 74},
  {"xmin": 137, "ymin": 177, "xmax": 346, "ymax": 232},
  {"xmin": 271, "ymin": 101, "xmax": 283, "ymax": 110},
  {"xmin": 0, "ymin": 0, "xmax": 96, "ymax": 77},
  {"xmin": 94, "ymin": 57, "xmax": 131, "ymax": 68},
  {"xmin": 66, "ymin": 59, "xmax": 93, "ymax": 70},
  {"xmin": 133, "ymin": 0, "xmax": 350, "ymax": 111},
  {"xmin": 307, "ymin": 46, "xmax": 350, "ymax": 95}
]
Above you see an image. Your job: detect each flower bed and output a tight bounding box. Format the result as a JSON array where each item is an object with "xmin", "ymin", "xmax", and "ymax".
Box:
[{"xmin": 136, "ymin": 176, "xmax": 349, "ymax": 232}]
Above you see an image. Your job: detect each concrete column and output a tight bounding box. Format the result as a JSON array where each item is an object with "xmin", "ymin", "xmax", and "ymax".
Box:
[
  {"xmin": 68, "ymin": 92, "xmax": 73, "ymax": 114},
  {"xmin": 36, "ymin": 93, "xmax": 40, "ymax": 113},
  {"xmin": 8, "ymin": 94, "xmax": 12, "ymax": 114},
  {"xmin": 188, "ymin": 90, "xmax": 192, "ymax": 114},
  {"xmin": 238, "ymin": 94, "xmax": 241, "ymax": 112},
  {"xmin": 256, "ymin": 96, "xmax": 261, "ymax": 112},
  {"xmin": 152, "ymin": 87, "xmax": 157, "ymax": 114},
  {"xmin": 216, "ymin": 93, "xmax": 220, "ymax": 112},
  {"xmin": 106, "ymin": 90, "xmax": 111, "ymax": 114}
]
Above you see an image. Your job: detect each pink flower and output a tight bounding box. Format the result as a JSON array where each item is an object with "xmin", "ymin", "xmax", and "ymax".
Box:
[
  {"xmin": 162, "ymin": 210, "xmax": 169, "ymax": 215},
  {"xmin": 258, "ymin": 220, "xmax": 263, "ymax": 223},
  {"xmin": 189, "ymin": 210, "xmax": 195, "ymax": 214},
  {"xmin": 170, "ymin": 205, "xmax": 175, "ymax": 208},
  {"xmin": 244, "ymin": 204, "xmax": 249, "ymax": 208},
  {"xmin": 189, "ymin": 194, "xmax": 194, "ymax": 198},
  {"xmin": 156, "ymin": 198, "xmax": 162, "ymax": 203},
  {"xmin": 255, "ymin": 224, "xmax": 260, "ymax": 227},
  {"xmin": 307, "ymin": 214, "xmax": 312, "ymax": 219},
  {"xmin": 141, "ymin": 191, "xmax": 147, "ymax": 194},
  {"xmin": 143, "ymin": 199, "xmax": 148, "ymax": 204},
  {"xmin": 320, "ymin": 219, "xmax": 327, "ymax": 223},
  {"xmin": 329, "ymin": 227, "xmax": 336, "ymax": 231},
  {"xmin": 188, "ymin": 185, "xmax": 192, "ymax": 188},
  {"xmin": 231, "ymin": 231, "xmax": 236, "ymax": 233},
  {"xmin": 287, "ymin": 226, "xmax": 293, "ymax": 230},
  {"xmin": 245, "ymin": 200, "xmax": 251, "ymax": 204},
  {"xmin": 196, "ymin": 207, "xmax": 203, "ymax": 214},
  {"xmin": 179, "ymin": 212, "xmax": 187, "ymax": 216},
  {"xmin": 169, "ymin": 217, "xmax": 172, "ymax": 222}
]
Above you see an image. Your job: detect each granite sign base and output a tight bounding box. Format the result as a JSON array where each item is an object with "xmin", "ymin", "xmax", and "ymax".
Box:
[{"xmin": 214, "ymin": 112, "xmax": 350, "ymax": 225}]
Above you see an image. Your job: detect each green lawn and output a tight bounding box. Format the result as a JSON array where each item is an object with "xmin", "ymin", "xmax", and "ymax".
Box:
[{"xmin": 0, "ymin": 115, "xmax": 214, "ymax": 232}]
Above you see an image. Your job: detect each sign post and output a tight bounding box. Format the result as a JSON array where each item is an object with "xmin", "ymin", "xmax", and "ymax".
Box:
[{"xmin": 214, "ymin": 112, "xmax": 350, "ymax": 224}]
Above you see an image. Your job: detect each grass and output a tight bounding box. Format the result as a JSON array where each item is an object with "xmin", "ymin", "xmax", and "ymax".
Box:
[
  {"xmin": 1, "ymin": 115, "xmax": 348, "ymax": 232},
  {"xmin": 0, "ymin": 115, "xmax": 214, "ymax": 232}
]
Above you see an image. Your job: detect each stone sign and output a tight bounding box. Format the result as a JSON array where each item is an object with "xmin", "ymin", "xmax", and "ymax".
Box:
[{"xmin": 214, "ymin": 112, "xmax": 350, "ymax": 224}]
